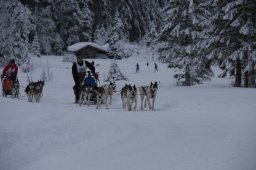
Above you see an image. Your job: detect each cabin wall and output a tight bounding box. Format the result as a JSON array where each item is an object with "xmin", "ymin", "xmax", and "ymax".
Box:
[{"xmin": 76, "ymin": 47, "xmax": 108, "ymax": 59}]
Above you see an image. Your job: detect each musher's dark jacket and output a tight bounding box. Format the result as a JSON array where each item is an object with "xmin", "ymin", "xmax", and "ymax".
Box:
[{"xmin": 72, "ymin": 60, "xmax": 95, "ymax": 102}]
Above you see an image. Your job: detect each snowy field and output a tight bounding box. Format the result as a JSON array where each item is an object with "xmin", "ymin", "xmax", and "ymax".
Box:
[{"xmin": 1, "ymin": 51, "xmax": 256, "ymax": 170}]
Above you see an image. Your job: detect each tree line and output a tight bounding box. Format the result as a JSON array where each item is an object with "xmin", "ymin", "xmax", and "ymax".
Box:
[
  {"xmin": 157, "ymin": 0, "xmax": 256, "ymax": 88},
  {"xmin": 0, "ymin": 0, "xmax": 167, "ymax": 65},
  {"xmin": 0, "ymin": 0, "xmax": 255, "ymax": 88}
]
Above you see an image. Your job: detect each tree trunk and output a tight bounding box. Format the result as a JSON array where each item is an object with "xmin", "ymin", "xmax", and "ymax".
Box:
[
  {"xmin": 249, "ymin": 64, "xmax": 256, "ymax": 88},
  {"xmin": 244, "ymin": 71, "xmax": 249, "ymax": 88},
  {"xmin": 184, "ymin": 65, "xmax": 191, "ymax": 86},
  {"xmin": 234, "ymin": 59, "xmax": 242, "ymax": 87}
]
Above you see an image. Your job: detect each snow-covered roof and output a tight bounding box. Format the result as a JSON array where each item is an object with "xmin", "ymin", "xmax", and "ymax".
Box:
[{"xmin": 67, "ymin": 42, "xmax": 109, "ymax": 52}]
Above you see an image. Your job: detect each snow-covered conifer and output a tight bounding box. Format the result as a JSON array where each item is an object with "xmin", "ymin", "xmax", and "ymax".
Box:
[
  {"xmin": 32, "ymin": 35, "xmax": 41, "ymax": 57},
  {"xmin": 197, "ymin": 0, "xmax": 256, "ymax": 87},
  {"xmin": 106, "ymin": 60, "xmax": 128, "ymax": 82},
  {"xmin": 158, "ymin": 0, "xmax": 211, "ymax": 86}
]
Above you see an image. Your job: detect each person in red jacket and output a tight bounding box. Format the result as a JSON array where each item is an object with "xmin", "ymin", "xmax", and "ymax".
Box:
[{"xmin": 2, "ymin": 59, "xmax": 18, "ymax": 81}]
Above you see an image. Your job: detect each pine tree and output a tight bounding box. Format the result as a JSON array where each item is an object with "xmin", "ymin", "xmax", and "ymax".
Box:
[
  {"xmin": 32, "ymin": 35, "xmax": 41, "ymax": 57},
  {"xmin": 158, "ymin": 0, "xmax": 211, "ymax": 86},
  {"xmin": 33, "ymin": 6, "xmax": 63, "ymax": 55},
  {"xmin": 52, "ymin": 0, "xmax": 93, "ymax": 47},
  {"xmin": 0, "ymin": 0, "xmax": 33, "ymax": 65},
  {"xmin": 108, "ymin": 11, "xmax": 126, "ymax": 47},
  {"xmin": 197, "ymin": 0, "xmax": 256, "ymax": 87},
  {"xmin": 8, "ymin": 0, "xmax": 34, "ymax": 65},
  {"xmin": 106, "ymin": 61, "xmax": 128, "ymax": 82},
  {"xmin": 0, "ymin": 0, "xmax": 12, "ymax": 65},
  {"xmin": 93, "ymin": 25, "xmax": 109, "ymax": 44}
]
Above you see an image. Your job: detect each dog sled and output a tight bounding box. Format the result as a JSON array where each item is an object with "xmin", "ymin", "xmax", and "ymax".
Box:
[
  {"xmin": 1, "ymin": 74, "xmax": 19, "ymax": 98},
  {"xmin": 78, "ymin": 74, "xmax": 98, "ymax": 105},
  {"xmin": 78, "ymin": 73, "xmax": 116, "ymax": 108}
]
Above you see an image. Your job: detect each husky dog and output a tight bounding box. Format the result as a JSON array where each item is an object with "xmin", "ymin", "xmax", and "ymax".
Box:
[
  {"xmin": 25, "ymin": 82, "xmax": 35, "ymax": 102},
  {"xmin": 120, "ymin": 84, "xmax": 129, "ymax": 109},
  {"xmin": 94, "ymin": 86, "xmax": 108, "ymax": 109},
  {"xmin": 25, "ymin": 80, "xmax": 44, "ymax": 103},
  {"xmin": 11, "ymin": 79, "xmax": 19, "ymax": 99},
  {"xmin": 34, "ymin": 80, "xmax": 45, "ymax": 103},
  {"xmin": 102, "ymin": 81, "xmax": 116, "ymax": 105},
  {"xmin": 126, "ymin": 84, "xmax": 137, "ymax": 111},
  {"xmin": 79, "ymin": 85, "xmax": 93, "ymax": 106},
  {"xmin": 138, "ymin": 82, "xmax": 158, "ymax": 110}
]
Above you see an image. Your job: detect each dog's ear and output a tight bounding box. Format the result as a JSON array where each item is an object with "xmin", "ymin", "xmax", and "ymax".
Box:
[
  {"xmin": 128, "ymin": 85, "xmax": 132, "ymax": 90},
  {"xmin": 133, "ymin": 85, "xmax": 137, "ymax": 91},
  {"xmin": 154, "ymin": 82, "xmax": 158, "ymax": 88}
]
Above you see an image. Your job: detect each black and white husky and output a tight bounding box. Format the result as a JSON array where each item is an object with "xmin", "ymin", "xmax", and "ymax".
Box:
[
  {"xmin": 79, "ymin": 85, "xmax": 93, "ymax": 106},
  {"xmin": 138, "ymin": 82, "xmax": 158, "ymax": 110},
  {"xmin": 102, "ymin": 81, "xmax": 116, "ymax": 105},
  {"xmin": 25, "ymin": 80, "xmax": 44, "ymax": 103},
  {"xmin": 94, "ymin": 86, "xmax": 108, "ymax": 109},
  {"xmin": 34, "ymin": 80, "xmax": 45, "ymax": 103},
  {"xmin": 120, "ymin": 84, "xmax": 129, "ymax": 109},
  {"xmin": 25, "ymin": 82, "xmax": 35, "ymax": 102},
  {"xmin": 11, "ymin": 80, "xmax": 19, "ymax": 99},
  {"xmin": 126, "ymin": 84, "xmax": 137, "ymax": 111}
]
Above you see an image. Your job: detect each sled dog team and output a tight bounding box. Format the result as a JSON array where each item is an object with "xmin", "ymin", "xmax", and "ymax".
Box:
[
  {"xmin": 24, "ymin": 80, "xmax": 158, "ymax": 111},
  {"xmin": 120, "ymin": 81, "xmax": 158, "ymax": 111},
  {"xmin": 79, "ymin": 81, "xmax": 116, "ymax": 109},
  {"xmin": 79, "ymin": 81, "xmax": 158, "ymax": 111}
]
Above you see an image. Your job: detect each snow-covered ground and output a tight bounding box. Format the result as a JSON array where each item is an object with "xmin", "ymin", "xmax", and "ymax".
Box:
[{"xmin": 1, "ymin": 50, "xmax": 256, "ymax": 170}]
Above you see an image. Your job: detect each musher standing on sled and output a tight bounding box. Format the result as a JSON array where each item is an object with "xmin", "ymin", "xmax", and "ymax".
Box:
[{"xmin": 72, "ymin": 55, "xmax": 98, "ymax": 104}]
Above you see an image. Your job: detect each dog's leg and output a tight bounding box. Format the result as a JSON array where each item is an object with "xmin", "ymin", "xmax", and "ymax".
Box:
[
  {"xmin": 27, "ymin": 94, "xmax": 29, "ymax": 102},
  {"xmin": 28, "ymin": 93, "xmax": 32, "ymax": 102},
  {"xmin": 39, "ymin": 92, "xmax": 42, "ymax": 102},
  {"xmin": 37, "ymin": 93, "xmax": 41, "ymax": 102},
  {"xmin": 134, "ymin": 96, "xmax": 137, "ymax": 110},
  {"xmin": 87, "ymin": 94, "xmax": 91, "ymax": 107},
  {"xmin": 109, "ymin": 93, "xmax": 112, "ymax": 105},
  {"xmin": 127, "ymin": 98, "xmax": 131, "ymax": 111},
  {"xmin": 96, "ymin": 96, "xmax": 100, "ymax": 109},
  {"xmin": 152, "ymin": 96, "xmax": 156, "ymax": 110},
  {"xmin": 11, "ymin": 89, "xmax": 15, "ymax": 99},
  {"xmin": 83, "ymin": 94, "xmax": 87, "ymax": 105},
  {"xmin": 121, "ymin": 95, "xmax": 126, "ymax": 109},
  {"xmin": 99, "ymin": 96, "xmax": 102, "ymax": 108},
  {"xmin": 29, "ymin": 95, "xmax": 31, "ymax": 102},
  {"xmin": 36, "ymin": 94, "xmax": 39, "ymax": 103},
  {"xmin": 146, "ymin": 96, "xmax": 152, "ymax": 109},
  {"xmin": 126, "ymin": 97, "xmax": 129, "ymax": 111},
  {"xmin": 36, "ymin": 94, "xmax": 40, "ymax": 103},
  {"xmin": 34, "ymin": 94, "xmax": 38, "ymax": 103},
  {"xmin": 17, "ymin": 91, "xmax": 19, "ymax": 99},
  {"xmin": 144, "ymin": 96, "xmax": 148, "ymax": 108},
  {"xmin": 31, "ymin": 93, "xmax": 34, "ymax": 102},
  {"xmin": 140, "ymin": 94, "xmax": 144, "ymax": 110},
  {"xmin": 79, "ymin": 93, "xmax": 84, "ymax": 106},
  {"xmin": 29, "ymin": 94, "xmax": 32, "ymax": 102},
  {"xmin": 104, "ymin": 95, "xmax": 109, "ymax": 109}
]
